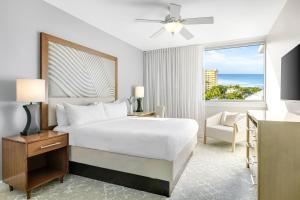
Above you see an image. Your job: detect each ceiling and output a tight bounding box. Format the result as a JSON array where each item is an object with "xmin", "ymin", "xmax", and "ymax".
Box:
[{"xmin": 43, "ymin": 0, "xmax": 287, "ymax": 51}]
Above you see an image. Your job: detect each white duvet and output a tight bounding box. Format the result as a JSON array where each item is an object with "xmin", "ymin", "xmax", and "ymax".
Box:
[{"xmin": 54, "ymin": 117, "xmax": 198, "ymax": 161}]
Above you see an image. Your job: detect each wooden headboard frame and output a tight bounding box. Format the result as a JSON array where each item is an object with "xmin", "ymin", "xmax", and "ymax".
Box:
[{"xmin": 40, "ymin": 32, "xmax": 118, "ymax": 130}]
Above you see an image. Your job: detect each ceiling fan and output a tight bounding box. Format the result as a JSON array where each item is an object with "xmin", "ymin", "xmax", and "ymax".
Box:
[{"xmin": 135, "ymin": 3, "xmax": 214, "ymax": 40}]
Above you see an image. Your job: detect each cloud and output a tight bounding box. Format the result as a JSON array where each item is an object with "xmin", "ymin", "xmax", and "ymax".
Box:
[{"xmin": 204, "ymin": 49, "xmax": 264, "ymax": 74}]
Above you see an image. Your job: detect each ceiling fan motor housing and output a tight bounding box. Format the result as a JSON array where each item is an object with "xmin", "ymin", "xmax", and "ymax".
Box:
[{"xmin": 164, "ymin": 15, "xmax": 181, "ymax": 23}]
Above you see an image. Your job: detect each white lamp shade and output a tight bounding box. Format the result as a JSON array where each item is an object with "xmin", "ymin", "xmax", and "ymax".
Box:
[
  {"xmin": 16, "ymin": 79, "xmax": 45, "ymax": 102},
  {"xmin": 135, "ymin": 86, "xmax": 144, "ymax": 98}
]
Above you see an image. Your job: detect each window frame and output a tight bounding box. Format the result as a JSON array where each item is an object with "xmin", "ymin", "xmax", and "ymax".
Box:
[{"xmin": 203, "ymin": 41, "xmax": 266, "ymax": 102}]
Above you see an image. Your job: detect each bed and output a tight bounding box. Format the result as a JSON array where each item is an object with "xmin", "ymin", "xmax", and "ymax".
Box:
[{"xmin": 40, "ymin": 32, "xmax": 198, "ymax": 196}]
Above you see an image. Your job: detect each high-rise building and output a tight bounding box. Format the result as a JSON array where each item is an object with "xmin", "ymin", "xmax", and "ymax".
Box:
[{"xmin": 205, "ymin": 69, "xmax": 218, "ymax": 90}]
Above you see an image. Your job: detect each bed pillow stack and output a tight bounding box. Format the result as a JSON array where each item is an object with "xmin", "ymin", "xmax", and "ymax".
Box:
[
  {"xmin": 63, "ymin": 103, "xmax": 107, "ymax": 126},
  {"xmin": 56, "ymin": 101, "xmax": 128, "ymax": 126}
]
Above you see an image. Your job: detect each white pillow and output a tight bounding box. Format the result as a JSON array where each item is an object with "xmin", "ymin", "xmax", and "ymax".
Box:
[
  {"xmin": 103, "ymin": 102, "xmax": 127, "ymax": 119},
  {"xmin": 64, "ymin": 103, "xmax": 107, "ymax": 126},
  {"xmin": 221, "ymin": 112, "xmax": 240, "ymax": 127},
  {"xmin": 56, "ymin": 104, "xmax": 69, "ymax": 126}
]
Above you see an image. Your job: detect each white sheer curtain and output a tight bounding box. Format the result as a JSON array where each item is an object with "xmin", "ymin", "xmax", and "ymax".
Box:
[{"xmin": 144, "ymin": 45, "xmax": 204, "ymax": 129}]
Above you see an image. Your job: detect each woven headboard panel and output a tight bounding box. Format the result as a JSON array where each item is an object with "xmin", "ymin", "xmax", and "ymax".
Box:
[{"xmin": 40, "ymin": 33, "xmax": 118, "ymax": 129}]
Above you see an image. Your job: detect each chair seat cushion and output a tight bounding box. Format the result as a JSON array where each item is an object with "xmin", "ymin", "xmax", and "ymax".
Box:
[{"xmin": 206, "ymin": 125, "xmax": 234, "ymax": 142}]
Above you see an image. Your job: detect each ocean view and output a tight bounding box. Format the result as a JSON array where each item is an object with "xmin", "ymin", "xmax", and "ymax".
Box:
[
  {"xmin": 204, "ymin": 45, "xmax": 264, "ymax": 100},
  {"xmin": 217, "ymin": 74, "xmax": 264, "ymax": 88}
]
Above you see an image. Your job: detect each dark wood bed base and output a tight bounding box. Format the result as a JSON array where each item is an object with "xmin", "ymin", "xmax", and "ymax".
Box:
[
  {"xmin": 69, "ymin": 161, "xmax": 171, "ymax": 197},
  {"xmin": 69, "ymin": 151, "xmax": 193, "ymax": 197}
]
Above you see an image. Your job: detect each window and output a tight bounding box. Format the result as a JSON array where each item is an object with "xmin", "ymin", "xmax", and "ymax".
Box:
[{"xmin": 204, "ymin": 43, "xmax": 265, "ymax": 101}]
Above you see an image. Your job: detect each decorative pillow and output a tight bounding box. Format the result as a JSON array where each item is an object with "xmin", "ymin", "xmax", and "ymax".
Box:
[
  {"xmin": 223, "ymin": 114, "xmax": 239, "ymax": 127},
  {"xmin": 64, "ymin": 103, "xmax": 107, "ymax": 126},
  {"xmin": 221, "ymin": 112, "xmax": 240, "ymax": 127},
  {"xmin": 56, "ymin": 104, "xmax": 69, "ymax": 126},
  {"xmin": 103, "ymin": 102, "xmax": 127, "ymax": 119}
]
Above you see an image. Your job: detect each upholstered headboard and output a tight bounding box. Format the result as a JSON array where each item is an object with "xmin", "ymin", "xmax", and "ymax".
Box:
[{"xmin": 40, "ymin": 33, "xmax": 118, "ymax": 129}]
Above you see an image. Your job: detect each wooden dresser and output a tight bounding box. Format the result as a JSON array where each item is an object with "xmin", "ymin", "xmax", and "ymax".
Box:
[
  {"xmin": 246, "ymin": 110, "xmax": 300, "ymax": 200},
  {"xmin": 2, "ymin": 130, "xmax": 69, "ymax": 199}
]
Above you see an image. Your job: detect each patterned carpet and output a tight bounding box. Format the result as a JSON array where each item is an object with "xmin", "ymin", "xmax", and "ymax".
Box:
[{"xmin": 0, "ymin": 139, "xmax": 256, "ymax": 200}]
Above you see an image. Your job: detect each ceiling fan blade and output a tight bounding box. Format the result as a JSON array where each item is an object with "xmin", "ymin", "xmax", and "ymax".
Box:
[
  {"xmin": 150, "ymin": 27, "xmax": 165, "ymax": 38},
  {"xmin": 180, "ymin": 27, "xmax": 194, "ymax": 40},
  {"xmin": 182, "ymin": 17, "xmax": 214, "ymax": 25},
  {"xmin": 169, "ymin": 4, "xmax": 181, "ymax": 19},
  {"xmin": 135, "ymin": 19, "xmax": 163, "ymax": 23}
]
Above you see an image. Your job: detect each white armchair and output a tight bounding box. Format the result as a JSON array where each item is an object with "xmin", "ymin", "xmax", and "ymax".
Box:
[
  {"xmin": 204, "ymin": 112, "xmax": 246, "ymax": 152},
  {"xmin": 155, "ymin": 106, "xmax": 166, "ymax": 118}
]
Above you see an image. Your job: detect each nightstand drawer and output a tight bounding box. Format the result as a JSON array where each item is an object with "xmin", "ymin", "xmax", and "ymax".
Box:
[{"xmin": 28, "ymin": 135, "xmax": 68, "ymax": 157}]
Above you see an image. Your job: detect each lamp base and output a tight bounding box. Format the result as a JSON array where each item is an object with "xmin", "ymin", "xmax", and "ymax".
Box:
[
  {"xmin": 21, "ymin": 103, "xmax": 40, "ymax": 136},
  {"xmin": 136, "ymin": 98, "xmax": 143, "ymax": 112}
]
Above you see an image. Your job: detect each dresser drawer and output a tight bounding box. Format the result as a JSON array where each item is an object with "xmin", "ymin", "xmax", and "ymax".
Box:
[{"xmin": 28, "ymin": 135, "xmax": 68, "ymax": 157}]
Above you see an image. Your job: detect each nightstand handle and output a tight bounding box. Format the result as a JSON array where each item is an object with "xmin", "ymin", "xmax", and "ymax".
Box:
[{"xmin": 41, "ymin": 142, "xmax": 61, "ymax": 149}]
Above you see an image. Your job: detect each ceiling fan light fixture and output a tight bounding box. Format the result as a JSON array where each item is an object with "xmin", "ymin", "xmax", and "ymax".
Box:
[{"xmin": 164, "ymin": 22, "xmax": 183, "ymax": 33}]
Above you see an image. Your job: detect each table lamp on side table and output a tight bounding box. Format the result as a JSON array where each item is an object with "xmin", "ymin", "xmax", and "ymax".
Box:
[
  {"xmin": 135, "ymin": 86, "xmax": 144, "ymax": 112},
  {"xmin": 16, "ymin": 79, "xmax": 45, "ymax": 135}
]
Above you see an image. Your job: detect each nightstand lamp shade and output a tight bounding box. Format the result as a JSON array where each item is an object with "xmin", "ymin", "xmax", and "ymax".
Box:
[
  {"xmin": 135, "ymin": 86, "xmax": 144, "ymax": 98},
  {"xmin": 16, "ymin": 79, "xmax": 45, "ymax": 102},
  {"xmin": 16, "ymin": 79, "xmax": 45, "ymax": 135},
  {"xmin": 135, "ymin": 86, "xmax": 144, "ymax": 112}
]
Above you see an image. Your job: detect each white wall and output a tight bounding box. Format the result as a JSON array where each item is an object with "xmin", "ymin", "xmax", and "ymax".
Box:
[
  {"xmin": 0, "ymin": 0, "xmax": 143, "ymax": 178},
  {"xmin": 266, "ymin": 0, "xmax": 300, "ymax": 114}
]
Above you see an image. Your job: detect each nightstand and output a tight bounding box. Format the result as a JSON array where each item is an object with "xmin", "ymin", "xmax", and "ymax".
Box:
[
  {"xmin": 2, "ymin": 130, "xmax": 68, "ymax": 199},
  {"xmin": 127, "ymin": 112, "xmax": 155, "ymax": 117}
]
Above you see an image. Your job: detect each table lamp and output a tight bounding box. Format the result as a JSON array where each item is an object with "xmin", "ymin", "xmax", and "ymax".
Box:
[
  {"xmin": 16, "ymin": 79, "xmax": 45, "ymax": 135},
  {"xmin": 135, "ymin": 86, "xmax": 144, "ymax": 112}
]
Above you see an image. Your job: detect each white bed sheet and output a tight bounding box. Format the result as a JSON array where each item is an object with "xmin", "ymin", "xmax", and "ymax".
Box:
[{"xmin": 54, "ymin": 117, "xmax": 198, "ymax": 161}]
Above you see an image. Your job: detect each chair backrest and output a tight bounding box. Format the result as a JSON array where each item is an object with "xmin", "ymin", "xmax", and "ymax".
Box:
[
  {"xmin": 221, "ymin": 111, "xmax": 245, "ymax": 126},
  {"xmin": 155, "ymin": 106, "xmax": 166, "ymax": 118}
]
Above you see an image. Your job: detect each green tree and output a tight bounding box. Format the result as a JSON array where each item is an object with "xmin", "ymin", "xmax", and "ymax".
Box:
[
  {"xmin": 205, "ymin": 85, "xmax": 262, "ymax": 100},
  {"xmin": 205, "ymin": 86, "xmax": 222, "ymax": 100}
]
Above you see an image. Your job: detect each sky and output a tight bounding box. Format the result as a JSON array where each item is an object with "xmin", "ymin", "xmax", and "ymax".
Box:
[{"xmin": 204, "ymin": 44, "xmax": 264, "ymax": 74}]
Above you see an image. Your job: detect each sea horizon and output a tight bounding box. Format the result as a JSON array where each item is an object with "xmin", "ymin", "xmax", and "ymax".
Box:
[{"xmin": 217, "ymin": 74, "xmax": 264, "ymax": 88}]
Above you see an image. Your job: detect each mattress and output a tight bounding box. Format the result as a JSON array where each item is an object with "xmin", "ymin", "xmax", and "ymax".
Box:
[{"xmin": 54, "ymin": 117, "xmax": 198, "ymax": 161}]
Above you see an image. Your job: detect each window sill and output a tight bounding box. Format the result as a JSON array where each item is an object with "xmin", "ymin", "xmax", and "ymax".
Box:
[{"xmin": 205, "ymin": 101, "xmax": 267, "ymax": 109}]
